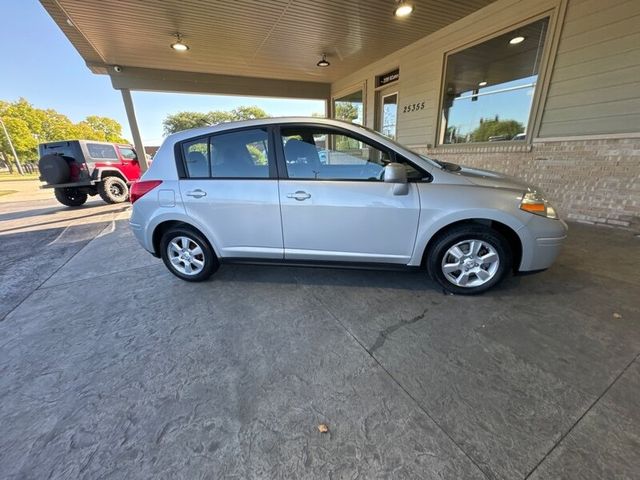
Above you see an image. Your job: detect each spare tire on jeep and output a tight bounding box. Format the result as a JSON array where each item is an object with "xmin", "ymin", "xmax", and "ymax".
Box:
[{"xmin": 39, "ymin": 154, "xmax": 70, "ymax": 184}]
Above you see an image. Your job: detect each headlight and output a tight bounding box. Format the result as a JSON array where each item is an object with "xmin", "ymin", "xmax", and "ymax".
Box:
[{"xmin": 520, "ymin": 191, "xmax": 558, "ymax": 219}]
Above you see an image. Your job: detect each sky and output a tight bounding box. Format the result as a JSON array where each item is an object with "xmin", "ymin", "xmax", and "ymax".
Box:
[{"xmin": 0, "ymin": 1, "xmax": 324, "ymax": 145}]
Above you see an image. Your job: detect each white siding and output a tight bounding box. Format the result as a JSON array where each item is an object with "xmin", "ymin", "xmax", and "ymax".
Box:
[
  {"xmin": 331, "ymin": 0, "xmax": 640, "ymax": 144},
  {"xmin": 540, "ymin": 0, "xmax": 640, "ymax": 136}
]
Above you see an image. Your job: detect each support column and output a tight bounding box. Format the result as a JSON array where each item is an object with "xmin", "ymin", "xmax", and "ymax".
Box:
[{"xmin": 120, "ymin": 88, "xmax": 149, "ymax": 172}]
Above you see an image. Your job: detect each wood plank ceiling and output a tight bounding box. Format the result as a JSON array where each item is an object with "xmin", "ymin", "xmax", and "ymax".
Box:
[{"xmin": 41, "ymin": 0, "xmax": 495, "ymax": 83}]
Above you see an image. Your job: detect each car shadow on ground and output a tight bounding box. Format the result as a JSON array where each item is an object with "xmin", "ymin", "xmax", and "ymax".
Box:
[
  {"xmin": 199, "ymin": 261, "xmax": 540, "ymax": 296},
  {"xmin": 0, "ymin": 205, "xmax": 130, "ymax": 233},
  {"xmin": 0, "ymin": 199, "xmax": 126, "ymax": 220}
]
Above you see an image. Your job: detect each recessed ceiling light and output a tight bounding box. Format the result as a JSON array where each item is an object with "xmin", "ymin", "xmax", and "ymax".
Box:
[
  {"xmin": 509, "ymin": 35, "xmax": 525, "ymax": 45},
  {"xmin": 171, "ymin": 33, "xmax": 189, "ymax": 51},
  {"xmin": 317, "ymin": 53, "xmax": 330, "ymax": 67},
  {"xmin": 394, "ymin": 1, "xmax": 413, "ymax": 17},
  {"xmin": 478, "ymin": 81, "xmax": 488, "ymax": 87}
]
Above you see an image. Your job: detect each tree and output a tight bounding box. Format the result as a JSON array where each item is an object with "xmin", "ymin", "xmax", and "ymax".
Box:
[
  {"xmin": 334, "ymin": 103, "xmax": 360, "ymax": 123},
  {"xmin": 228, "ymin": 106, "xmax": 269, "ymax": 121},
  {"xmin": 78, "ymin": 116, "xmax": 128, "ymax": 142},
  {"xmin": 163, "ymin": 106, "xmax": 269, "ymax": 135},
  {"xmin": 470, "ymin": 116, "xmax": 523, "ymax": 142},
  {"xmin": 40, "ymin": 110, "xmax": 78, "ymax": 142},
  {"xmin": 0, "ymin": 116, "xmax": 37, "ymax": 158},
  {"xmin": 162, "ymin": 111, "xmax": 212, "ymax": 136}
]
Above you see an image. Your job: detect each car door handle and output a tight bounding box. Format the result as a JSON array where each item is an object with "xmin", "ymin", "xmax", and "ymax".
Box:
[
  {"xmin": 286, "ymin": 191, "xmax": 311, "ymax": 201},
  {"xmin": 186, "ymin": 189, "xmax": 207, "ymax": 198}
]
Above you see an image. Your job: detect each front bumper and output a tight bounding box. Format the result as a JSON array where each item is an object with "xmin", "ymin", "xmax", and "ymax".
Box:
[{"xmin": 518, "ymin": 219, "xmax": 568, "ymax": 272}]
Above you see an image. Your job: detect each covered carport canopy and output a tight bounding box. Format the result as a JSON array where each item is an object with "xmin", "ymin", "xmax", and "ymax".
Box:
[{"xmin": 40, "ymin": 0, "xmax": 494, "ymax": 168}]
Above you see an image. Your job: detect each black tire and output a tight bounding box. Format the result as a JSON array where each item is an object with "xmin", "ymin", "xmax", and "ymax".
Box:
[
  {"xmin": 160, "ymin": 226, "xmax": 219, "ymax": 282},
  {"xmin": 54, "ymin": 187, "xmax": 88, "ymax": 207},
  {"xmin": 98, "ymin": 176, "xmax": 129, "ymax": 204},
  {"xmin": 39, "ymin": 154, "xmax": 70, "ymax": 184},
  {"xmin": 426, "ymin": 224, "xmax": 512, "ymax": 295}
]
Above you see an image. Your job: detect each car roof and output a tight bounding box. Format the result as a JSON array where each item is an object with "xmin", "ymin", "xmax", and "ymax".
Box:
[{"xmin": 164, "ymin": 117, "xmax": 369, "ymax": 144}]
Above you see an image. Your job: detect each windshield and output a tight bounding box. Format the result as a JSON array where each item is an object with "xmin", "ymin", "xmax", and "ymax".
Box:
[
  {"xmin": 349, "ymin": 122, "xmax": 445, "ymax": 169},
  {"xmin": 334, "ymin": 120, "xmax": 465, "ymax": 172}
]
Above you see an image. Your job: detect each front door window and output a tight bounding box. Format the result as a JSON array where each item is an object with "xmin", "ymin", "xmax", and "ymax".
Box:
[{"xmin": 281, "ymin": 127, "xmax": 390, "ymax": 181}]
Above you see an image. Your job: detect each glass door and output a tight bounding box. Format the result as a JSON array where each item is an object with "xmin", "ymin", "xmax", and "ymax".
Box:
[{"xmin": 377, "ymin": 91, "xmax": 398, "ymax": 139}]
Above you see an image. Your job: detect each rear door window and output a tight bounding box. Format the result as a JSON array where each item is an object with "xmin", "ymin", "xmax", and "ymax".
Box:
[
  {"xmin": 180, "ymin": 128, "xmax": 272, "ymax": 179},
  {"xmin": 210, "ymin": 128, "xmax": 270, "ymax": 178}
]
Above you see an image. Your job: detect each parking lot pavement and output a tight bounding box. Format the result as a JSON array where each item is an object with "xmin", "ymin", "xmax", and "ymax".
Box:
[
  {"xmin": 0, "ymin": 199, "xmax": 638, "ymax": 479},
  {"xmin": 0, "ymin": 198, "xmax": 133, "ymax": 320}
]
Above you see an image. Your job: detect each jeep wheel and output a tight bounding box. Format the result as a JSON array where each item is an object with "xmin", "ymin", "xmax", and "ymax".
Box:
[
  {"xmin": 160, "ymin": 227, "xmax": 219, "ymax": 282},
  {"xmin": 54, "ymin": 187, "xmax": 88, "ymax": 207},
  {"xmin": 98, "ymin": 176, "xmax": 129, "ymax": 204}
]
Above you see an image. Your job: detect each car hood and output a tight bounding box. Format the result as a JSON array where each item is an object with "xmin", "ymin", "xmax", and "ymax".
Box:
[{"xmin": 453, "ymin": 166, "xmax": 535, "ymax": 192}]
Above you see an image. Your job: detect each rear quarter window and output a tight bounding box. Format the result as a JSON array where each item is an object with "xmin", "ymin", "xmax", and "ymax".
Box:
[{"xmin": 87, "ymin": 143, "xmax": 118, "ymax": 160}]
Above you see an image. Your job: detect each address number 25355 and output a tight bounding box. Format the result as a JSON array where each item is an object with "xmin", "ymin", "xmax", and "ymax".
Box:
[{"xmin": 402, "ymin": 102, "xmax": 425, "ymax": 113}]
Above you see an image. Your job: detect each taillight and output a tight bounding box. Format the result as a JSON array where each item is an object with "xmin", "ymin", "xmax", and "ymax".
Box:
[{"xmin": 130, "ymin": 180, "xmax": 162, "ymax": 204}]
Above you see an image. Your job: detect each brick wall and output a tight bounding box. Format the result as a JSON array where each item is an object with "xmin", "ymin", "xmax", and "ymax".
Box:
[{"xmin": 415, "ymin": 137, "xmax": 640, "ymax": 231}]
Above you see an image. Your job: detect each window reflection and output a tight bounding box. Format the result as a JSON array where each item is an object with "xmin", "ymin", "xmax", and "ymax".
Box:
[
  {"xmin": 333, "ymin": 90, "xmax": 364, "ymax": 125},
  {"xmin": 440, "ymin": 17, "xmax": 549, "ymax": 144}
]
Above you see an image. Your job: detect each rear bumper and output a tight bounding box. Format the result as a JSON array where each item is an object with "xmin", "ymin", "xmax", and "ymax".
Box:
[
  {"xmin": 40, "ymin": 181, "xmax": 96, "ymax": 189},
  {"xmin": 518, "ymin": 219, "xmax": 568, "ymax": 272},
  {"xmin": 129, "ymin": 220, "xmax": 155, "ymax": 255}
]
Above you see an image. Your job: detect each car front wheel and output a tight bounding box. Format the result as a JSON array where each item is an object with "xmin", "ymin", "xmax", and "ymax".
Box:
[
  {"xmin": 427, "ymin": 225, "xmax": 512, "ymax": 295},
  {"xmin": 160, "ymin": 227, "xmax": 219, "ymax": 282}
]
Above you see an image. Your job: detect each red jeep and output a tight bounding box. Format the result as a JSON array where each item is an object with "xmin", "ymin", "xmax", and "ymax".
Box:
[{"xmin": 38, "ymin": 140, "xmax": 143, "ymax": 207}]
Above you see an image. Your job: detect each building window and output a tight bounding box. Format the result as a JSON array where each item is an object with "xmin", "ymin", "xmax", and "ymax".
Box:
[
  {"xmin": 333, "ymin": 90, "xmax": 364, "ymax": 125},
  {"xmin": 439, "ymin": 17, "xmax": 549, "ymax": 144}
]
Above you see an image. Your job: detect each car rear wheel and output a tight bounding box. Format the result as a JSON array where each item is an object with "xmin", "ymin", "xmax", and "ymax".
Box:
[
  {"xmin": 98, "ymin": 176, "xmax": 129, "ymax": 204},
  {"xmin": 54, "ymin": 187, "xmax": 88, "ymax": 207},
  {"xmin": 427, "ymin": 225, "xmax": 512, "ymax": 295},
  {"xmin": 160, "ymin": 227, "xmax": 219, "ymax": 282}
]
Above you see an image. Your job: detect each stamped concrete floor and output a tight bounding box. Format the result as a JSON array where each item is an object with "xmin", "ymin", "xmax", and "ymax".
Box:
[{"xmin": 0, "ymin": 199, "xmax": 638, "ymax": 479}]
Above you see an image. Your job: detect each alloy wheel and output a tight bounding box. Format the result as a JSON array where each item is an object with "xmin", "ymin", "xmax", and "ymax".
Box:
[
  {"xmin": 167, "ymin": 236, "xmax": 205, "ymax": 276},
  {"xmin": 441, "ymin": 239, "xmax": 500, "ymax": 288}
]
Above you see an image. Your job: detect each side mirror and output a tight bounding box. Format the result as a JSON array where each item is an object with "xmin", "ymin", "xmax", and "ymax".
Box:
[{"xmin": 383, "ymin": 162, "xmax": 409, "ymax": 195}]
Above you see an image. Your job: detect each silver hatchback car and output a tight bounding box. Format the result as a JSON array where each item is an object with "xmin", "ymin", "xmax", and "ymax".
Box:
[{"xmin": 129, "ymin": 117, "xmax": 567, "ymax": 294}]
